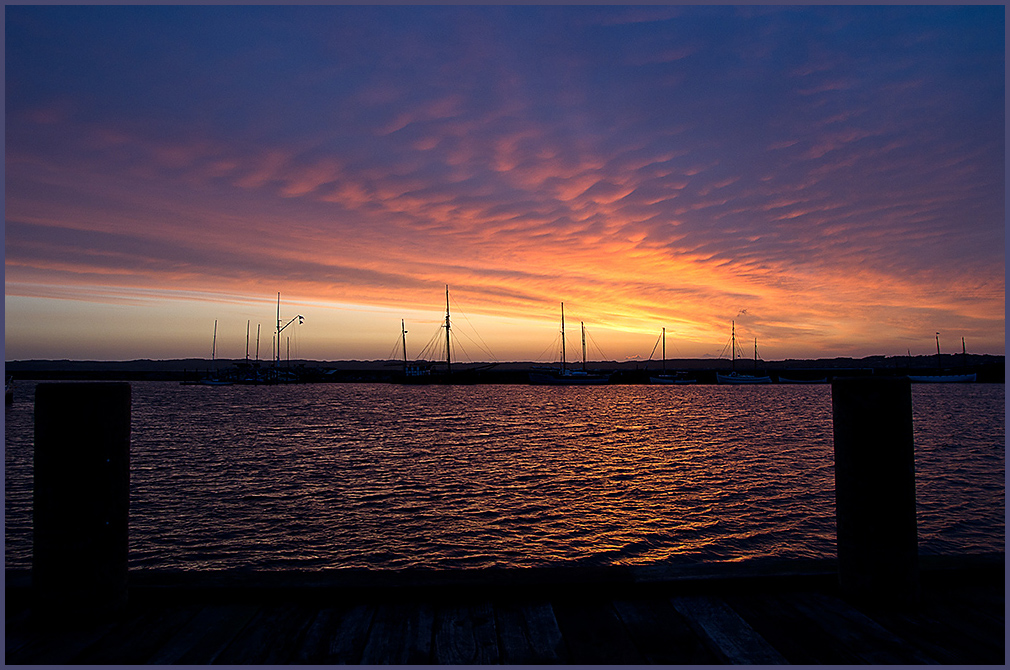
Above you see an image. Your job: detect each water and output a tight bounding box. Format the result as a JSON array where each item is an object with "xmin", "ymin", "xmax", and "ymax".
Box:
[{"xmin": 5, "ymin": 381, "xmax": 1004, "ymax": 571}]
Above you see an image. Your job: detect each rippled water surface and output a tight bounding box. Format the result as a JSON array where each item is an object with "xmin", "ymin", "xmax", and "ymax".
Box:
[{"xmin": 5, "ymin": 381, "xmax": 1004, "ymax": 571}]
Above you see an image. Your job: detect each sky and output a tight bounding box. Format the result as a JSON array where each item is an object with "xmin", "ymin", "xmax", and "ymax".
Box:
[{"xmin": 4, "ymin": 5, "xmax": 1005, "ymax": 363}]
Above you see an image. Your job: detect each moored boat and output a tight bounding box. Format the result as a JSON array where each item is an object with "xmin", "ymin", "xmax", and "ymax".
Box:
[
  {"xmin": 777, "ymin": 376, "xmax": 828, "ymax": 384},
  {"xmin": 529, "ymin": 369, "xmax": 612, "ymax": 385},
  {"xmin": 717, "ymin": 371, "xmax": 772, "ymax": 384},
  {"xmin": 908, "ymin": 373, "xmax": 976, "ymax": 383},
  {"xmin": 529, "ymin": 303, "xmax": 611, "ymax": 385},
  {"xmin": 717, "ymin": 321, "xmax": 771, "ymax": 384},
  {"xmin": 650, "ymin": 373, "xmax": 697, "ymax": 385},
  {"xmin": 648, "ymin": 328, "xmax": 696, "ymax": 384}
]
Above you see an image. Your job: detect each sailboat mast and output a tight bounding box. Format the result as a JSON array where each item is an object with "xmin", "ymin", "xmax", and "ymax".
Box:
[
  {"xmin": 245, "ymin": 320, "xmax": 250, "ymax": 361},
  {"xmin": 560, "ymin": 302, "xmax": 566, "ymax": 373},
  {"xmin": 276, "ymin": 292, "xmax": 281, "ymax": 368},
  {"xmin": 731, "ymin": 320, "xmax": 736, "ymax": 372},
  {"xmin": 212, "ymin": 319, "xmax": 218, "ymax": 363},
  {"xmin": 662, "ymin": 327, "xmax": 666, "ymax": 373},
  {"xmin": 962, "ymin": 337, "xmax": 967, "ymax": 368},
  {"xmin": 935, "ymin": 332, "xmax": 941, "ymax": 371},
  {"xmin": 255, "ymin": 324, "xmax": 261, "ymax": 361},
  {"xmin": 754, "ymin": 338, "xmax": 758, "ymax": 370},
  {"xmin": 445, "ymin": 285, "xmax": 451, "ymax": 374},
  {"xmin": 581, "ymin": 321, "xmax": 586, "ymax": 371},
  {"xmin": 402, "ymin": 319, "xmax": 408, "ymax": 375}
]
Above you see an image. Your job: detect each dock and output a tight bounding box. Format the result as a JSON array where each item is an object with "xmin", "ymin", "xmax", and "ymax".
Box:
[
  {"xmin": 5, "ymin": 554, "xmax": 1003, "ymax": 664},
  {"xmin": 9, "ymin": 379, "xmax": 1004, "ymax": 664}
]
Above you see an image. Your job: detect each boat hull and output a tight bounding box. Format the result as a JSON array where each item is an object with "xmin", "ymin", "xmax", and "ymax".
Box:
[
  {"xmin": 908, "ymin": 374, "xmax": 976, "ymax": 383},
  {"xmin": 649, "ymin": 376, "xmax": 697, "ymax": 384},
  {"xmin": 777, "ymin": 377, "xmax": 828, "ymax": 384},
  {"xmin": 717, "ymin": 373, "xmax": 772, "ymax": 384},
  {"xmin": 529, "ymin": 372, "xmax": 611, "ymax": 385}
]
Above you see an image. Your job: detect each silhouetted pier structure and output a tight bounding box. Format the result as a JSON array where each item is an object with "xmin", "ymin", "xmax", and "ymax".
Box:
[{"xmin": 6, "ymin": 381, "xmax": 1004, "ymax": 664}]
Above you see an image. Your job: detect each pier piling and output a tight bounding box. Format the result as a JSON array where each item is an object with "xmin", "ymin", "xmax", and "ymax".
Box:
[
  {"xmin": 33, "ymin": 382, "xmax": 131, "ymax": 619},
  {"xmin": 831, "ymin": 377, "xmax": 919, "ymax": 604}
]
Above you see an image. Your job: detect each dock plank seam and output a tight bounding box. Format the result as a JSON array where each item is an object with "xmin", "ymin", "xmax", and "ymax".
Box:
[{"xmin": 670, "ymin": 594, "xmax": 789, "ymax": 664}]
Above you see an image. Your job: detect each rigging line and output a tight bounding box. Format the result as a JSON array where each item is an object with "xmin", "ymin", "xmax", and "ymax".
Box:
[
  {"xmin": 454, "ymin": 327, "xmax": 495, "ymax": 361},
  {"xmin": 533, "ymin": 335, "xmax": 560, "ymax": 363},
  {"xmin": 448, "ymin": 294, "xmax": 498, "ymax": 361},
  {"xmin": 718, "ymin": 336, "xmax": 733, "ymax": 359},
  {"xmin": 387, "ymin": 333, "xmax": 403, "ymax": 361},
  {"xmin": 452, "ymin": 335, "xmax": 473, "ymax": 364},
  {"xmin": 647, "ymin": 332, "xmax": 662, "ymax": 363},
  {"xmin": 417, "ymin": 323, "xmax": 445, "ymax": 361},
  {"xmin": 585, "ymin": 329, "xmax": 610, "ymax": 362}
]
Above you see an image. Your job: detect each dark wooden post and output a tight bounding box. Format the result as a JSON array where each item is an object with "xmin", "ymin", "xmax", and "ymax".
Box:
[
  {"xmin": 33, "ymin": 382, "xmax": 131, "ymax": 618},
  {"xmin": 831, "ymin": 377, "xmax": 919, "ymax": 603}
]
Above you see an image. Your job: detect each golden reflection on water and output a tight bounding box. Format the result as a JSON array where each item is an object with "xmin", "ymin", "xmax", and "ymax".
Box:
[{"xmin": 3, "ymin": 382, "xmax": 1004, "ymax": 570}]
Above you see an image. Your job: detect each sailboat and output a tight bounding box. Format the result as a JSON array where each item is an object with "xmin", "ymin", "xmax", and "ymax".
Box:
[
  {"xmin": 182, "ymin": 319, "xmax": 235, "ymax": 385},
  {"xmin": 716, "ymin": 322, "xmax": 771, "ymax": 384},
  {"xmin": 649, "ymin": 328, "xmax": 696, "ymax": 384},
  {"xmin": 399, "ymin": 318, "xmax": 433, "ymax": 381},
  {"xmin": 908, "ymin": 334, "xmax": 976, "ymax": 382},
  {"xmin": 529, "ymin": 303, "xmax": 611, "ymax": 385}
]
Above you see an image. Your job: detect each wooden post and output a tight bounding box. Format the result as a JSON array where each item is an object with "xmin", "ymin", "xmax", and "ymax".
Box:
[
  {"xmin": 33, "ymin": 382, "xmax": 131, "ymax": 618},
  {"xmin": 831, "ymin": 377, "xmax": 919, "ymax": 604}
]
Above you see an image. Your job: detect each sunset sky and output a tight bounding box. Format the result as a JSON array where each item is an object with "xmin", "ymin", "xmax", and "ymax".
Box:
[{"xmin": 5, "ymin": 5, "xmax": 1005, "ymax": 363}]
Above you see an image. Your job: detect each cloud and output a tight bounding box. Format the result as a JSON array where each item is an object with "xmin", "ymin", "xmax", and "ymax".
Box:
[{"xmin": 4, "ymin": 5, "xmax": 1004, "ymax": 359}]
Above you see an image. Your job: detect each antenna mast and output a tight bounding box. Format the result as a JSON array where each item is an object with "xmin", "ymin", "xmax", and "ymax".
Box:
[{"xmin": 662, "ymin": 327, "xmax": 666, "ymax": 373}]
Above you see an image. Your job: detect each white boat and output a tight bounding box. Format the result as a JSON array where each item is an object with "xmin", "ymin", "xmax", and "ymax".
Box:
[
  {"xmin": 717, "ymin": 321, "xmax": 771, "ymax": 384},
  {"xmin": 529, "ymin": 303, "xmax": 611, "ymax": 385},
  {"xmin": 909, "ymin": 335, "xmax": 976, "ymax": 382},
  {"xmin": 530, "ymin": 369, "xmax": 612, "ymax": 385},
  {"xmin": 908, "ymin": 373, "xmax": 976, "ymax": 383},
  {"xmin": 717, "ymin": 371, "xmax": 772, "ymax": 384}
]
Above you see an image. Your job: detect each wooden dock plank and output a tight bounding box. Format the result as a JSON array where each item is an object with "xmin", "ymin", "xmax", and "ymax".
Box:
[
  {"xmin": 671, "ymin": 594, "xmax": 788, "ymax": 664},
  {"xmin": 73, "ymin": 602, "xmax": 203, "ymax": 665},
  {"xmin": 494, "ymin": 600, "xmax": 569, "ymax": 664},
  {"xmin": 214, "ymin": 602, "xmax": 318, "ymax": 664},
  {"xmin": 865, "ymin": 587, "xmax": 1005, "ymax": 664},
  {"xmin": 724, "ymin": 591, "xmax": 862, "ymax": 664},
  {"xmin": 3, "ymin": 617, "xmax": 119, "ymax": 665},
  {"xmin": 612, "ymin": 596, "xmax": 721, "ymax": 665},
  {"xmin": 145, "ymin": 603, "xmax": 259, "ymax": 664},
  {"xmin": 786, "ymin": 592, "xmax": 940, "ymax": 664},
  {"xmin": 551, "ymin": 597, "xmax": 646, "ymax": 664},
  {"xmin": 359, "ymin": 602, "xmax": 435, "ymax": 664},
  {"xmin": 432, "ymin": 601, "xmax": 499, "ymax": 664},
  {"xmin": 4, "ymin": 605, "xmax": 37, "ymax": 659},
  {"xmin": 295, "ymin": 603, "xmax": 376, "ymax": 664}
]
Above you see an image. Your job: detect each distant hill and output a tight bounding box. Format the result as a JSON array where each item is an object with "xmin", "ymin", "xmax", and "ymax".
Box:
[{"xmin": 4, "ymin": 354, "xmax": 1004, "ymax": 383}]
